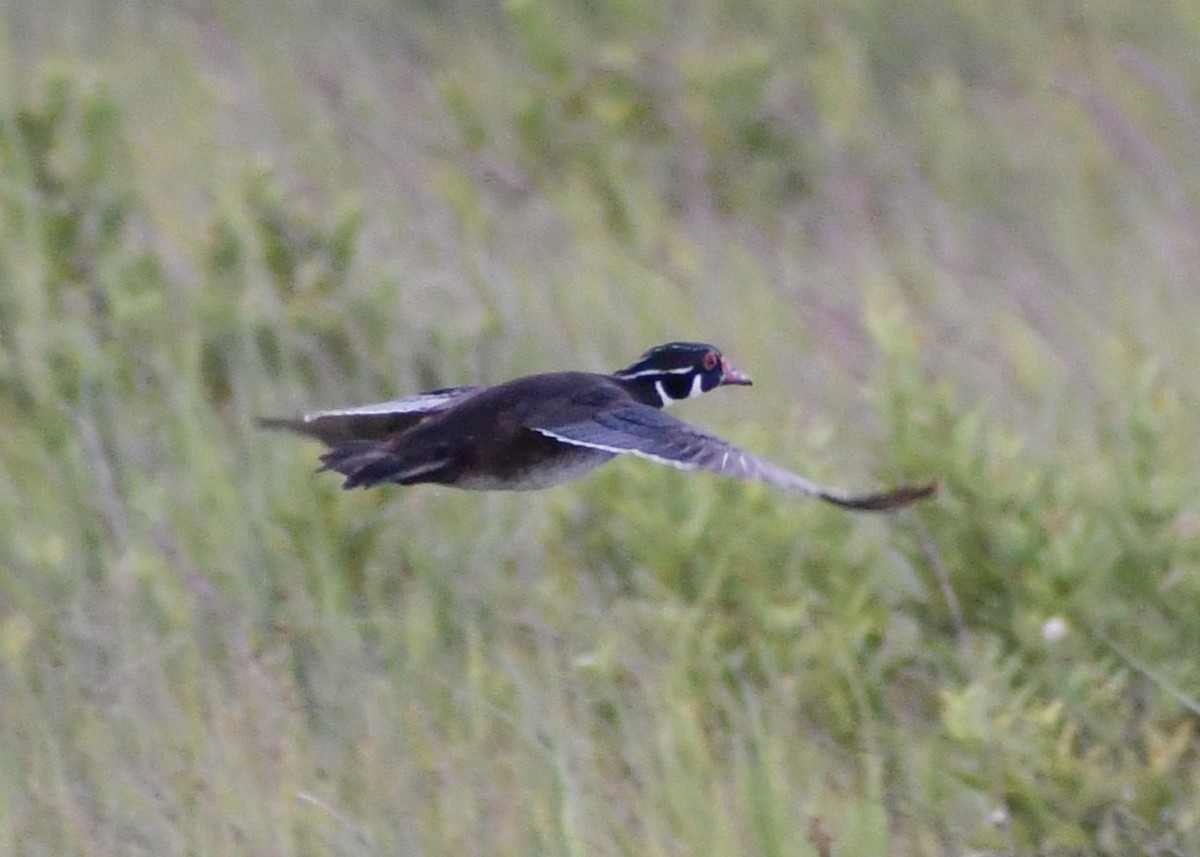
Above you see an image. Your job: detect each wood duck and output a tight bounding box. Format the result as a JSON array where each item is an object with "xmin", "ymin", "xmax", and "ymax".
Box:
[{"xmin": 260, "ymin": 342, "xmax": 935, "ymax": 511}]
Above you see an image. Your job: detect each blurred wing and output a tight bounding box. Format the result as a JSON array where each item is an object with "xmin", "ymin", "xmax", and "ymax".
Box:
[
  {"xmin": 533, "ymin": 406, "xmax": 935, "ymax": 511},
  {"xmin": 259, "ymin": 386, "xmax": 481, "ymax": 446}
]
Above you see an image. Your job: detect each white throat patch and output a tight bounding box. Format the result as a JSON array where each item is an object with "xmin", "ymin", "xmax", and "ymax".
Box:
[{"xmin": 655, "ymin": 374, "xmax": 705, "ymax": 407}]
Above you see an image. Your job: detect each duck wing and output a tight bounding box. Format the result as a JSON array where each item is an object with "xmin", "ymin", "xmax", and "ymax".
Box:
[{"xmin": 533, "ymin": 405, "xmax": 935, "ymax": 511}]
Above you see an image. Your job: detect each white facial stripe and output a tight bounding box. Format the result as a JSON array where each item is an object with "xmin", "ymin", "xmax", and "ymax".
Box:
[
  {"xmin": 615, "ymin": 366, "xmax": 696, "ymax": 380},
  {"xmin": 689, "ymin": 374, "xmax": 704, "ymax": 398},
  {"xmin": 655, "ymin": 380, "xmax": 672, "ymax": 407}
]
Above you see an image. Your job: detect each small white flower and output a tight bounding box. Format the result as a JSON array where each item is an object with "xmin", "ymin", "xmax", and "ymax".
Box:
[{"xmin": 1042, "ymin": 616, "xmax": 1069, "ymax": 643}]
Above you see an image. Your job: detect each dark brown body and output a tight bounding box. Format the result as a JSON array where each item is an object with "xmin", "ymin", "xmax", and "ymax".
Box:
[{"xmin": 318, "ymin": 372, "xmax": 644, "ymax": 490}]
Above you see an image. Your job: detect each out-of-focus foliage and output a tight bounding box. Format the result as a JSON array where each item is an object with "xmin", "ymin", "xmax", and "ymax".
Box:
[{"xmin": 1, "ymin": 2, "xmax": 1198, "ymax": 854}]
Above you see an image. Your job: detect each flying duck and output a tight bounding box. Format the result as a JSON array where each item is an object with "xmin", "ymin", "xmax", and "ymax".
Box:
[{"xmin": 260, "ymin": 342, "xmax": 935, "ymax": 511}]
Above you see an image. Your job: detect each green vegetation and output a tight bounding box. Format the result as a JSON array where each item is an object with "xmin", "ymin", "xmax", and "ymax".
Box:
[{"xmin": 1, "ymin": 1, "xmax": 1198, "ymax": 854}]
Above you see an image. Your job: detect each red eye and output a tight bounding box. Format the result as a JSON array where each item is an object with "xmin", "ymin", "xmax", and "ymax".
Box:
[{"xmin": 703, "ymin": 351, "xmax": 718, "ymax": 370}]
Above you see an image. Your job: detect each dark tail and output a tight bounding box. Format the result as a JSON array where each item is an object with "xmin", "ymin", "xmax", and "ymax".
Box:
[
  {"xmin": 258, "ymin": 416, "xmax": 308, "ymax": 434},
  {"xmin": 258, "ymin": 416, "xmax": 344, "ymax": 446},
  {"xmin": 318, "ymin": 441, "xmax": 451, "ymax": 490}
]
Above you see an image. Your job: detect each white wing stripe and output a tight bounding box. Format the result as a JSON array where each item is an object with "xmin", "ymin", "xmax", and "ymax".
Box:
[
  {"xmin": 301, "ymin": 392, "xmax": 473, "ymax": 421},
  {"xmin": 392, "ymin": 459, "xmax": 454, "ymax": 480},
  {"xmin": 533, "ymin": 427, "xmax": 700, "ymax": 471}
]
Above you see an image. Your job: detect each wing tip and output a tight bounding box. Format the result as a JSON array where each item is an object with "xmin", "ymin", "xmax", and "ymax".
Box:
[{"xmin": 822, "ymin": 478, "xmax": 938, "ymax": 512}]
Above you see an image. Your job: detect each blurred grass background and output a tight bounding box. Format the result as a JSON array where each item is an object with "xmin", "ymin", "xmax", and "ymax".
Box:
[{"xmin": 1, "ymin": 0, "xmax": 1199, "ymax": 854}]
